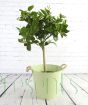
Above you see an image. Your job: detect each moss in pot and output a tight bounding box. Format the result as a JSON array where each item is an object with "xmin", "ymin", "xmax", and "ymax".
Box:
[{"xmin": 17, "ymin": 5, "xmax": 69, "ymax": 99}]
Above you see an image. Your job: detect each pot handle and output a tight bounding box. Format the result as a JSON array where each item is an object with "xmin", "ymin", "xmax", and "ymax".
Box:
[
  {"xmin": 26, "ymin": 66, "xmax": 32, "ymax": 72},
  {"xmin": 60, "ymin": 64, "xmax": 67, "ymax": 70}
]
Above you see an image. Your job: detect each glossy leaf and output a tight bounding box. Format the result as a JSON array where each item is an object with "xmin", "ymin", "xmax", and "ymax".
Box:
[
  {"xmin": 27, "ymin": 44, "xmax": 31, "ymax": 51},
  {"xmin": 28, "ymin": 5, "xmax": 34, "ymax": 11}
]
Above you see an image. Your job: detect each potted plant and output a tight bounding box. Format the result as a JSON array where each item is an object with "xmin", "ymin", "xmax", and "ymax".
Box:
[{"xmin": 17, "ymin": 5, "xmax": 69, "ymax": 99}]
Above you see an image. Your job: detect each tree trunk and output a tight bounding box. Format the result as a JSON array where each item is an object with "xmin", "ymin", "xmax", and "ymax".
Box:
[{"xmin": 42, "ymin": 46, "xmax": 46, "ymax": 72}]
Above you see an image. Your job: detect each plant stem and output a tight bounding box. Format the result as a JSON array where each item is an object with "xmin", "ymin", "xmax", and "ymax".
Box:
[{"xmin": 42, "ymin": 46, "xmax": 46, "ymax": 72}]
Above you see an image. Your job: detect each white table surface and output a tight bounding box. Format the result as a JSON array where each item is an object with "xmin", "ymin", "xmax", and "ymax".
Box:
[{"xmin": 0, "ymin": 73, "xmax": 88, "ymax": 105}]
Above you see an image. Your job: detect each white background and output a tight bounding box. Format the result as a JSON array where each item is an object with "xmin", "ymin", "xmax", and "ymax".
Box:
[{"xmin": 0, "ymin": 0, "xmax": 88, "ymax": 73}]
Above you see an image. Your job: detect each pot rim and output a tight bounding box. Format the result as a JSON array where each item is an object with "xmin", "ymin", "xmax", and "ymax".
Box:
[{"xmin": 26, "ymin": 64, "xmax": 67, "ymax": 73}]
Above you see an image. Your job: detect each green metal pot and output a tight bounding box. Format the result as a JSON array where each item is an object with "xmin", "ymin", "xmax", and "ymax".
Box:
[{"xmin": 26, "ymin": 64, "xmax": 67, "ymax": 99}]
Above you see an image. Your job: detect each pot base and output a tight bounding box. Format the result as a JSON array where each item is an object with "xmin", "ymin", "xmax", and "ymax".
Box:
[{"xmin": 32, "ymin": 64, "xmax": 62, "ymax": 99}]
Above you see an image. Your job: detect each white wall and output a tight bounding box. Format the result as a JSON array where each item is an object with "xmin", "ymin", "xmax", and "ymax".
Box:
[{"xmin": 0, "ymin": 0, "xmax": 88, "ymax": 73}]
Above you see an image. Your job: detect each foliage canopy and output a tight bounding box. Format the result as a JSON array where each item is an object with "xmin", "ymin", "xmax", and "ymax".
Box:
[{"xmin": 17, "ymin": 5, "xmax": 69, "ymax": 51}]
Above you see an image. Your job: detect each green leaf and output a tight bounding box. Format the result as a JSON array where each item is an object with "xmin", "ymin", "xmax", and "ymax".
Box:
[
  {"xmin": 30, "ymin": 11, "xmax": 37, "ymax": 17},
  {"xmin": 18, "ymin": 38, "xmax": 25, "ymax": 43},
  {"xmin": 45, "ymin": 40, "xmax": 56, "ymax": 46},
  {"xmin": 53, "ymin": 36, "xmax": 58, "ymax": 41},
  {"xmin": 45, "ymin": 42, "xmax": 49, "ymax": 46},
  {"xmin": 59, "ymin": 14, "xmax": 65, "ymax": 18},
  {"xmin": 45, "ymin": 8, "xmax": 51, "ymax": 14},
  {"xmin": 27, "ymin": 44, "xmax": 31, "ymax": 51},
  {"xmin": 24, "ymin": 43, "xmax": 27, "ymax": 46},
  {"xmin": 18, "ymin": 39, "xmax": 23, "ymax": 43},
  {"xmin": 19, "ymin": 10, "xmax": 29, "ymax": 21},
  {"xmin": 19, "ymin": 27, "xmax": 28, "ymax": 37},
  {"xmin": 16, "ymin": 27, "xmax": 20, "ymax": 31},
  {"xmin": 61, "ymin": 33, "xmax": 67, "ymax": 38},
  {"xmin": 40, "ymin": 9, "xmax": 47, "ymax": 15},
  {"xmin": 50, "ymin": 42, "xmax": 56, "ymax": 45},
  {"xmin": 28, "ymin": 5, "xmax": 34, "ymax": 11},
  {"xmin": 29, "ymin": 20, "xmax": 39, "ymax": 35}
]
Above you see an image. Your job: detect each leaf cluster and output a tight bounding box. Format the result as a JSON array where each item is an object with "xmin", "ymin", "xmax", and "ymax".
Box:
[{"xmin": 17, "ymin": 5, "xmax": 69, "ymax": 51}]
